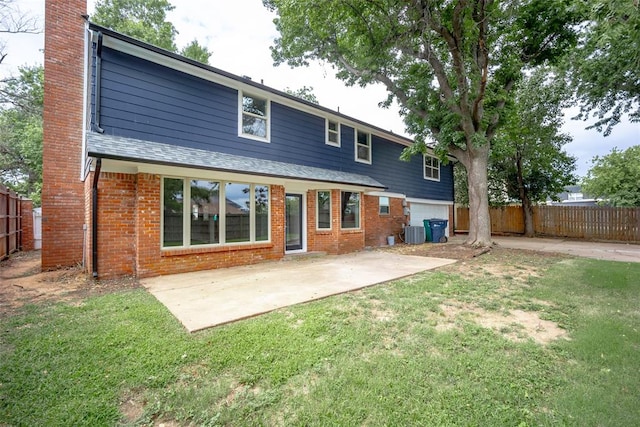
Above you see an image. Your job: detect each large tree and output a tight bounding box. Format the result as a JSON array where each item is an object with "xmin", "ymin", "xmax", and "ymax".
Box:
[
  {"xmin": 92, "ymin": 0, "xmax": 212, "ymax": 64},
  {"xmin": 0, "ymin": 65, "xmax": 43, "ymax": 205},
  {"xmin": 180, "ymin": 39, "xmax": 212, "ymax": 64},
  {"xmin": 264, "ymin": 0, "xmax": 579, "ymax": 246},
  {"xmin": 490, "ymin": 68, "xmax": 577, "ymax": 236},
  {"xmin": 284, "ymin": 86, "xmax": 319, "ymax": 104},
  {"xmin": 582, "ymin": 145, "xmax": 640, "ymax": 207},
  {"xmin": 568, "ymin": 0, "xmax": 640, "ymax": 135},
  {"xmin": 0, "ymin": 0, "xmax": 39, "ymax": 65}
]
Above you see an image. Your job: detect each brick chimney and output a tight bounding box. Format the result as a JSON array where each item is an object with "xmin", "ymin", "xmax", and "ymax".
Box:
[{"xmin": 42, "ymin": 0, "xmax": 87, "ymax": 269}]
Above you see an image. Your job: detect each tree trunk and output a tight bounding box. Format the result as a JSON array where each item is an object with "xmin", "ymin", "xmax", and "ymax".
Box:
[
  {"xmin": 464, "ymin": 145, "xmax": 492, "ymax": 247},
  {"xmin": 515, "ymin": 154, "xmax": 535, "ymax": 237},
  {"xmin": 522, "ymin": 196, "xmax": 534, "ymax": 237}
]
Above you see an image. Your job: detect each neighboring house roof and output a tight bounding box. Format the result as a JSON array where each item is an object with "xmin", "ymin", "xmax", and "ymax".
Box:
[
  {"xmin": 563, "ymin": 185, "xmax": 583, "ymax": 194},
  {"xmin": 192, "ymin": 198, "xmax": 245, "ymax": 214},
  {"xmin": 87, "ymin": 132, "xmax": 386, "ymax": 189},
  {"xmin": 547, "ymin": 185, "xmax": 599, "ymax": 206}
]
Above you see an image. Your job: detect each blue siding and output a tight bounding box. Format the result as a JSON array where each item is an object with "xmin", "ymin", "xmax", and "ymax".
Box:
[{"xmin": 93, "ymin": 47, "xmax": 453, "ymax": 201}]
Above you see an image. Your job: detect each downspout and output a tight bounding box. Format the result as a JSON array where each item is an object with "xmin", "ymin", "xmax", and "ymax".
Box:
[
  {"xmin": 92, "ymin": 158, "xmax": 101, "ymax": 278},
  {"xmin": 93, "ymin": 31, "xmax": 105, "ymax": 134}
]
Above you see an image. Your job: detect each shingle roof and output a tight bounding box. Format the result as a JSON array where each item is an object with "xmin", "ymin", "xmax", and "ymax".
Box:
[{"xmin": 87, "ymin": 132, "xmax": 386, "ymax": 189}]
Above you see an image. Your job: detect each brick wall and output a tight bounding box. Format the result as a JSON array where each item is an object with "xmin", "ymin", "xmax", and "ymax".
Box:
[
  {"xmin": 95, "ymin": 173, "xmax": 137, "ymax": 278},
  {"xmin": 82, "ymin": 173, "xmax": 288, "ymax": 278},
  {"xmin": 135, "ymin": 173, "xmax": 161, "ymax": 278},
  {"xmin": 42, "ymin": 0, "xmax": 87, "ymax": 269},
  {"xmin": 363, "ymin": 195, "xmax": 407, "ymax": 247},
  {"xmin": 133, "ymin": 175, "xmax": 285, "ymax": 278},
  {"xmin": 307, "ymin": 189, "xmax": 365, "ymax": 254},
  {"xmin": 84, "ymin": 172, "xmax": 413, "ymax": 278},
  {"xmin": 307, "ymin": 189, "xmax": 337, "ymax": 253},
  {"xmin": 19, "ymin": 199, "xmax": 34, "ymax": 252}
]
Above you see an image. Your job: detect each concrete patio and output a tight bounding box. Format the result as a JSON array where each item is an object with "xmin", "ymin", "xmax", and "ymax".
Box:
[
  {"xmin": 492, "ymin": 236, "xmax": 640, "ymax": 263},
  {"xmin": 141, "ymin": 251, "xmax": 456, "ymax": 332}
]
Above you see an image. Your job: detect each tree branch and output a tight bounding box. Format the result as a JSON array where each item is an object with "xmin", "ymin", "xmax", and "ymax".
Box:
[
  {"xmin": 471, "ymin": 0, "xmax": 489, "ymax": 130},
  {"xmin": 422, "ymin": 2, "xmax": 476, "ymax": 136},
  {"xmin": 485, "ymin": 79, "xmax": 516, "ymax": 140},
  {"xmin": 334, "ymin": 51, "xmax": 428, "ymax": 121}
]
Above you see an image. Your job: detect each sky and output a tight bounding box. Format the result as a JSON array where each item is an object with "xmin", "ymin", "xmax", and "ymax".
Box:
[{"xmin": 2, "ymin": 0, "xmax": 638, "ymax": 178}]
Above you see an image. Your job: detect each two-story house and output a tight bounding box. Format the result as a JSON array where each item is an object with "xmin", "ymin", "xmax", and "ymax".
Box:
[{"xmin": 41, "ymin": 1, "xmax": 454, "ymax": 279}]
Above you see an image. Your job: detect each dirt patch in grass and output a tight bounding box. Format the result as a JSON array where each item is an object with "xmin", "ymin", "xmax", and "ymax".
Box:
[
  {"xmin": 119, "ymin": 389, "xmax": 146, "ymax": 424},
  {"xmin": 439, "ymin": 301, "xmax": 569, "ymax": 344},
  {"xmin": 0, "ymin": 250, "xmax": 141, "ymax": 316},
  {"xmin": 376, "ymin": 241, "xmax": 491, "ymax": 260}
]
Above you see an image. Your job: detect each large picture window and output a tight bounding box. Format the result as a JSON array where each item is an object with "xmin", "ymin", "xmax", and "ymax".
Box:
[
  {"xmin": 163, "ymin": 178, "xmax": 184, "ymax": 247},
  {"xmin": 162, "ymin": 177, "xmax": 270, "ymax": 248},
  {"xmin": 190, "ymin": 180, "xmax": 220, "ymax": 245},
  {"xmin": 255, "ymin": 185, "xmax": 270, "ymax": 241},
  {"xmin": 341, "ymin": 191, "xmax": 360, "ymax": 229},
  {"xmin": 240, "ymin": 92, "xmax": 269, "ymax": 140},
  {"xmin": 317, "ymin": 190, "xmax": 331, "ymax": 229},
  {"xmin": 424, "ymin": 154, "xmax": 440, "ymax": 181},
  {"xmin": 225, "ymin": 182, "xmax": 251, "ymax": 243}
]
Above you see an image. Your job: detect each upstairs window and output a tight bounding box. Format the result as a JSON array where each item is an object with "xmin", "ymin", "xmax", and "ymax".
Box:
[
  {"xmin": 240, "ymin": 92, "xmax": 269, "ymax": 141},
  {"xmin": 424, "ymin": 154, "xmax": 440, "ymax": 181},
  {"xmin": 326, "ymin": 120, "xmax": 340, "ymax": 146},
  {"xmin": 355, "ymin": 130, "xmax": 371, "ymax": 164}
]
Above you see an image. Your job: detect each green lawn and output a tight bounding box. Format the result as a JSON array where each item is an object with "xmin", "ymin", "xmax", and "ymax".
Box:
[{"xmin": 1, "ymin": 251, "xmax": 639, "ymax": 426}]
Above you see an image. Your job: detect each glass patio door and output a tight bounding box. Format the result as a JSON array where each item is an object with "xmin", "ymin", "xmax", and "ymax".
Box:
[{"xmin": 285, "ymin": 194, "xmax": 303, "ymax": 251}]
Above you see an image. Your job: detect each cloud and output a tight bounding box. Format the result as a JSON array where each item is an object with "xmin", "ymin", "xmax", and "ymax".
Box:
[{"xmin": 562, "ymin": 108, "xmax": 639, "ymax": 178}]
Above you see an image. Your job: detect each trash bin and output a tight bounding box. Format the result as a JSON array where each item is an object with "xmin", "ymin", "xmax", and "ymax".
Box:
[
  {"xmin": 429, "ymin": 219, "xmax": 448, "ymax": 243},
  {"xmin": 423, "ymin": 219, "xmax": 432, "ymax": 242}
]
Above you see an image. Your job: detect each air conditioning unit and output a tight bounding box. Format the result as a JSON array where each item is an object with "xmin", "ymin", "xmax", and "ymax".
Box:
[{"xmin": 404, "ymin": 226, "xmax": 425, "ymax": 244}]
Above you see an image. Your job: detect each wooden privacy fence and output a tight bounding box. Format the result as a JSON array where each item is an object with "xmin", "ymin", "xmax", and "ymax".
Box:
[
  {"xmin": 455, "ymin": 206, "xmax": 524, "ymax": 235},
  {"xmin": 456, "ymin": 205, "xmax": 640, "ymax": 242},
  {"xmin": 1, "ymin": 183, "xmax": 22, "ymax": 260},
  {"xmin": 534, "ymin": 205, "xmax": 639, "ymax": 242}
]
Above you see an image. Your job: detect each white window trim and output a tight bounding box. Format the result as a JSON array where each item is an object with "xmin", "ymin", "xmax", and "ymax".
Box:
[
  {"xmin": 316, "ymin": 190, "xmax": 332, "ymax": 230},
  {"xmin": 423, "ymin": 154, "xmax": 441, "ymax": 181},
  {"xmin": 379, "ymin": 196, "xmax": 390, "ymax": 215},
  {"xmin": 326, "ymin": 119, "xmax": 341, "ymax": 147},
  {"xmin": 340, "ymin": 191, "xmax": 361, "ymax": 230},
  {"xmin": 161, "ymin": 177, "xmax": 271, "ymax": 249},
  {"xmin": 238, "ymin": 91, "xmax": 270, "ymax": 142},
  {"xmin": 354, "ymin": 129, "xmax": 372, "ymax": 164}
]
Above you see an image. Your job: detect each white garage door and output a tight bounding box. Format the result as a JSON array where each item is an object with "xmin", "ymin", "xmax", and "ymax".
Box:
[{"xmin": 409, "ymin": 202, "xmax": 450, "ymax": 238}]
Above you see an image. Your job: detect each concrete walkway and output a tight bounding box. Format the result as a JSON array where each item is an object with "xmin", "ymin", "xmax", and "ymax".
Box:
[
  {"xmin": 141, "ymin": 252, "xmax": 456, "ymax": 332},
  {"xmin": 492, "ymin": 236, "xmax": 640, "ymax": 263}
]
